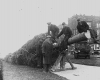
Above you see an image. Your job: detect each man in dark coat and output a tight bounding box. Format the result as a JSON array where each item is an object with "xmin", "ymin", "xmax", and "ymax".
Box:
[
  {"xmin": 57, "ymin": 22, "xmax": 73, "ymax": 51},
  {"xmin": 57, "ymin": 22, "xmax": 76, "ymax": 70},
  {"xmin": 77, "ymin": 19, "xmax": 89, "ymax": 33},
  {"xmin": 47, "ymin": 22, "xmax": 59, "ymax": 39},
  {"xmin": 36, "ymin": 39, "xmax": 44, "ymax": 68},
  {"xmin": 77, "ymin": 19, "xmax": 97, "ymax": 43},
  {"xmin": 42, "ymin": 35, "xmax": 56, "ymax": 72}
]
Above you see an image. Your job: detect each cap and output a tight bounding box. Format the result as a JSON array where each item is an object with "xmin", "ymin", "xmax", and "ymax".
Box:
[
  {"xmin": 47, "ymin": 22, "xmax": 51, "ymax": 25},
  {"xmin": 77, "ymin": 19, "xmax": 80, "ymax": 21},
  {"xmin": 62, "ymin": 22, "xmax": 66, "ymax": 25}
]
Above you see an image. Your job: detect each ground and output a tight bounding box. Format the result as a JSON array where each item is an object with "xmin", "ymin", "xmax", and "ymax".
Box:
[
  {"xmin": 70, "ymin": 54, "xmax": 100, "ymax": 66},
  {"xmin": 53, "ymin": 54, "xmax": 100, "ymax": 80},
  {"xmin": 2, "ymin": 60, "xmax": 68, "ymax": 80},
  {"xmin": 53, "ymin": 63, "xmax": 100, "ymax": 80},
  {"xmin": 2, "ymin": 54, "xmax": 100, "ymax": 80}
]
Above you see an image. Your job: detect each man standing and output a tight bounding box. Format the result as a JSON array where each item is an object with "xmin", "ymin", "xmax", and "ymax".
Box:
[
  {"xmin": 57, "ymin": 22, "xmax": 76, "ymax": 70},
  {"xmin": 47, "ymin": 22, "xmax": 59, "ymax": 39},
  {"xmin": 42, "ymin": 35, "xmax": 56, "ymax": 72}
]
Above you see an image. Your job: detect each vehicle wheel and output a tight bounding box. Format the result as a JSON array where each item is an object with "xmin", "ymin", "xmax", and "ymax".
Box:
[
  {"xmin": 76, "ymin": 55, "xmax": 78, "ymax": 59},
  {"xmin": 85, "ymin": 56, "xmax": 87, "ymax": 59},
  {"xmin": 74, "ymin": 52, "xmax": 76, "ymax": 58},
  {"xmin": 74, "ymin": 53, "xmax": 78, "ymax": 59},
  {"xmin": 86, "ymin": 55, "xmax": 90, "ymax": 59},
  {"xmin": 76, "ymin": 54, "xmax": 78, "ymax": 59}
]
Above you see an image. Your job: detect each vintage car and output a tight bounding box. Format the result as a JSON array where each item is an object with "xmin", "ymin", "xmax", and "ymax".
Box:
[{"xmin": 74, "ymin": 41, "xmax": 91, "ymax": 59}]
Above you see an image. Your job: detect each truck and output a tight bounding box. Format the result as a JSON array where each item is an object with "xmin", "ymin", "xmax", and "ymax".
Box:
[{"xmin": 74, "ymin": 41, "xmax": 91, "ymax": 59}]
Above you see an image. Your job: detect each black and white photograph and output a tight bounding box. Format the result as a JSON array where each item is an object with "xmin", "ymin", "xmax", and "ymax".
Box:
[{"xmin": 0, "ymin": 0, "xmax": 100, "ymax": 80}]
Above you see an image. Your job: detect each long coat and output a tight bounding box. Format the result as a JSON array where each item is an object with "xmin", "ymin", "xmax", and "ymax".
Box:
[{"xmin": 42, "ymin": 37, "xmax": 54, "ymax": 64}]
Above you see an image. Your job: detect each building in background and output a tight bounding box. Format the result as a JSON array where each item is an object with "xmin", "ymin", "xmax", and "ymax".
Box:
[
  {"xmin": 68, "ymin": 14, "xmax": 100, "ymax": 40},
  {"xmin": 68, "ymin": 14, "xmax": 100, "ymax": 54}
]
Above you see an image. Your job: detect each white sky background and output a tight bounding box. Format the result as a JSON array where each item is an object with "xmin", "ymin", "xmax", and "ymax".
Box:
[{"xmin": 0, "ymin": 0, "xmax": 100, "ymax": 58}]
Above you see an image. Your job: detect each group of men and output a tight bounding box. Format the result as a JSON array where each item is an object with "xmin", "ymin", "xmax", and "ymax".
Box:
[
  {"xmin": 36, "ymin": 19, "xmax": 97, "ymax": 72},
  {"xmin": 36, "ymin": 21, "xmax": 75, "ymax": 72}
]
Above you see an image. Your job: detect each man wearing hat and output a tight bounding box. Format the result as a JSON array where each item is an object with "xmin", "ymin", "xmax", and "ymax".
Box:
[
  {"xmin": 77, "ymin": 19, "xmax": 89, "ymax": 33},
  {"xmin": 57, "ymin": 22, "xmax": 73, "ymax": 51},
  {"xmin": 42, "ymin": 35, "xmax": 57, "ymax": 72},
  {"xmin": 77, "ymin": 19, "xmax": 97, "ymax": 43},
  {"xmin": 47, "ymin": 22, "xmax": 59, "ymax": 39},
  {"xmin": 57, "ymin": 22, "xmax": 76, "ymax": 70}
]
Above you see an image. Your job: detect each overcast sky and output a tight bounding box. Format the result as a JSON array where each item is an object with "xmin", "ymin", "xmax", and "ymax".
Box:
[{"xmin": 0, "ymin": 0, "xmax": 100, "ymax": 58}]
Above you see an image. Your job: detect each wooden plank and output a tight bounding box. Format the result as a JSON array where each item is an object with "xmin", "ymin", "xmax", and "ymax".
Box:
[{"xmin": 51, "ymin": 53, "xmax": 63, "ymax": 70}]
